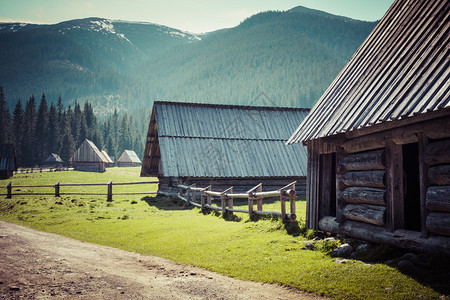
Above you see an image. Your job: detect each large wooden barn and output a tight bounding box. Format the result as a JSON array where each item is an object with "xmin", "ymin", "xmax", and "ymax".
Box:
[
  {"xmin": 141, "ymin": 101, "xmax": 309, "ymax": 194},
  {"xmin": 70, "ymin": 139, "xmax": 108, "ymax": 172},
  {"xmin": 287, "ymin": 0, "xmax": 450, "ymax": 254},
  {"xmin": 0, "ymin": 144, "xmax": 17, "ymax": 179}
]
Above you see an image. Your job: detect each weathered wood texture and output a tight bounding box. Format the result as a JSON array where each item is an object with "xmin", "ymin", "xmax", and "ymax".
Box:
[
  {"xmin": 385, "ymin": 140, "xmax": 404, "ymax": 231},
  {"xmin": 424, "ymin": 139, "xmax": 450, "ymax": 166},
  {"xmin": 338, "ymin": 149, "xmax": 385, "ymax": 173},
  {"xmin": 426, "ymin": 186, "xmax": 450, "ymax": 212},
  {"xmin": 306, "ymin": 139, "xmax": 321, "ymax": 229},
  {"xmin": 428, "ymin": 165, "xmax": 450, "ymax": 185},
  {"xmin": 339, "ymin": 187, "xmax": 386, "ymax": 206},
  {"xmin": 339, "ymin": 170, "xmax": 385, "ymax": 189},
  {"xmin": 341, "ymin": 204, "xmax": 385, "ymax": 226},
  {"xmin": 318, "ymin": 216, "xmax": 450, "ymax": 255},
  {"xmin": 426, "ymin": 212, "xmax": 450, "ymax": 236}
]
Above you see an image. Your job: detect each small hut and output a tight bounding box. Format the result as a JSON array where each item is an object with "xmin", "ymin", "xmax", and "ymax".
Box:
[
  {"xmin": 43, "ymin": 153, "xmax": 64, "ymax": 168},
  {"xmin": 101, "ymin": 150, "xmax": 114, "ymax": 168},
  {"xmin": 117, "ymin": 150, "xmax": 141, "ymax": 167},
  {"xmin": 70, "ymin": 139, "xmax": 108, "ymax": 172},
  {"xmin": 141, "ymin": 101, "xmax": 309, "ymax": 194},
  {"xmin": 0, "ymin": 144, "xmax": 17, "ymax": 179},
  {"xmin": 287, "ymin": 0, "xmax": 450, "ymax": 254}
]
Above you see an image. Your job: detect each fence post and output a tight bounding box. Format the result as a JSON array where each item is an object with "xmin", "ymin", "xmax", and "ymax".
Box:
[
  {"xmin": 55, "ymin": 181, "xmax": 60, "ymax": 197},
  {"xmin": 220, "ymin": 187, "xmax": 233, "ymax": 217},
  {"xmin": 247, "ymin": 183, "xmax": 262, "ymax": 217},
  {"xmin": 107, "ymin": 180, "xmax": 113, "ymax": 201},
  {"xmin": 280, "ymin": 181, "xmax": 297, "ymax": 222},
  {"xmin": 7, "ymin": 182, "xmax": 12, "ymax": 199}
]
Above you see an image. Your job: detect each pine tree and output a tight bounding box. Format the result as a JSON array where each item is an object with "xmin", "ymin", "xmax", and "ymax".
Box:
[
  {"xmin": 12, "ymin": 99, "xmax": 24, "ymax": 165},
  {"xmin": 35, "ymin": 93, "xmax": 49, "ymax": 164},
  {"xmin": 0, "ymin": 86, "xmax": 12, "ymax": 143},
  {"xmin": 59, "ymin": 112, "xmax": 75, "ymax": 166},
  {"xmin": 22, "ymin": 96, "xmax": 37, "ymax": 167},
  {"xmin": 47, "ymin": 102, "xmax": 59, "ymax": 155}
]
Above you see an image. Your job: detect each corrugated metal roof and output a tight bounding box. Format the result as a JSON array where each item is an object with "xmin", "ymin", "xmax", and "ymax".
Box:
[
  {"xmin": 0, "ymin": 144, "xmax": 17, "ymax": 171},
  {"xmin": 142, "ymin": 101, "xmax": 309, "ymax": 178},
  {"xmin": 118, "ymin": 150, "xmax": 141, "ymax": 163},
  {"xmin": 288, "ymin": 0, "xmax": 450, "ymax": 144}
]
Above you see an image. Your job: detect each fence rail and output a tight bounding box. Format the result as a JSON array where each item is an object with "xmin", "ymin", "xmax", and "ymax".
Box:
[
  {"xmin": 171, "ymin": 181, "xmax": 298, "ymax": 223},
  {"xmin": 0, "ymin": 181, "xmax": 158, "ymax": 201}
]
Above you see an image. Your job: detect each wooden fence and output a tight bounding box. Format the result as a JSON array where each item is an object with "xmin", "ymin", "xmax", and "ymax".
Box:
[
  {"xmin": 14, "ymin": 167, "xmax": 74, "ymax": 174},
  {"xmin": 0, "ymin": 181, "xmax": 158, "ymax": 201},
  {"xmin": 168, "ymin": 181, "xmax": 298, "ymax": 222}
]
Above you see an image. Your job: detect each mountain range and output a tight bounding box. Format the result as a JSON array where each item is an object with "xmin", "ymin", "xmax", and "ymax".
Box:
[{"xmin": 0, "ymin": 6, "xmax": 376, "ymax": 115}]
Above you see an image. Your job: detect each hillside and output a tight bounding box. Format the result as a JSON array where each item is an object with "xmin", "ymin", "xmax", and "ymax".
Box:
[{"xmin": 0, "ymin": 7, "xmax": 376, "ymax": 112}]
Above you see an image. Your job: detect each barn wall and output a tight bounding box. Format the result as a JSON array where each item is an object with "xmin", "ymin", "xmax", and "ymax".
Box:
[
  {"xmin": 336, "ymin": 149, "xmax": 387, "ymax": 227},
  {"xmin": 424, "ymin": 138, "xmax": 450, "ymax": 237}
]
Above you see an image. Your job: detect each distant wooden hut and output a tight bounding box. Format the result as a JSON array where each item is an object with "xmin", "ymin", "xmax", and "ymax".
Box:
[
  {"xmin": 101, "ymin": 150, "xmax": 114, "ymax": 168},
  {"xmin": 141, "ymin": 101, "xmax": 309, "ymax": 194},
  {"xmin": 43, "ymin": 153, "xmax": 63, "ymax": 168},
  {"xmin": 0, "ymin": 144, "xmax": 17, "ymax": 179},
  {"xmin": 117, "ymin": 150, "xmax": 141, "ymax": 167},
  {"xmin": 70, "ymin": 139, "xmax": 108, "ymax": 172},
  {"xmin": 287, "ymin": 0, "xmax": 450, "ymax": 254}
]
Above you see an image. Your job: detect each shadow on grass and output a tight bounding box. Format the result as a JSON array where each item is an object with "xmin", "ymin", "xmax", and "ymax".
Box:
[{"xmin": 141, "ymin": 196, "xmax": 188, "ymax": 211}]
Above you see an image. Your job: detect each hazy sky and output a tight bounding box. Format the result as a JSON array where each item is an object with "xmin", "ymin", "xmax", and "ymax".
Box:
[{"xmin": 1, "ymin": 0, "xmax": 395, "ymax": 33}]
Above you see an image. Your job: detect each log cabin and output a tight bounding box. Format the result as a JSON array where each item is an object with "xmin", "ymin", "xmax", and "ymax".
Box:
[
  {"xmin": 0, "ymin": 144, "xmax": 17, "ymax": 179},
  {"xmin": 287, "ymin": 0, "xmax": 450, "ymax": 254},
  {"xmin": 70, "ymin": 139, "xmax": 108, "ymax": 172},
  {"xmin": 141, "ymin": 101, "xmax": 309, "ymax": 194}
]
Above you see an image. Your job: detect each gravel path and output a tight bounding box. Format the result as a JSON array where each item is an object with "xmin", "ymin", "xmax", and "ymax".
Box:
[{"xmin": 0, "ymin": 221, "xmax": 324, "ymax": 299}]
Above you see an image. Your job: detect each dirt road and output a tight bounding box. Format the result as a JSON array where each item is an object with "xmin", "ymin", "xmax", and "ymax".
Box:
[{"xmin": 0, "ymin": 221, "xmax": 323, "ymax": 299}]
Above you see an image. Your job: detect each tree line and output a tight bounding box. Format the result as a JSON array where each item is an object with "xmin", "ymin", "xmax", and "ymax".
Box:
[{"xmin": 0, "ymin": 87, "xmax": 144, "ymax": 167}]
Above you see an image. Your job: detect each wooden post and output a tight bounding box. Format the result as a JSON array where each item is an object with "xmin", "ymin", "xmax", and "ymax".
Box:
[
  {"xmin": 247, "ymin": 184, "xmax": 262, "ymax": 217},
  {"xmin": 256, "ymin": 185, "xmax": 263, "ymax": 211},
  {"xmin": 220, "ymin": 187, "xmax": 233, "ymax": 217},
  {"xmin": 107, "ymin": 180, "xmax": 113, "ymax": 202},
  {"xmin": 385, "ymin": 139, "xmax": 404, "ymax": 231},
  {"xmin": 6, "ymin": 182, "xmax": 12, "ymax": 199},
  {"xmin": 280, "ymin": 182, "xmax": 297, "ymax": 222},
  {"xmin": 55, "ymin": 181, "xmax": 60, "ymax": 197},
  {"xmin": 418, "ymin": 133, "xmax": 429, "ymax": 238}
]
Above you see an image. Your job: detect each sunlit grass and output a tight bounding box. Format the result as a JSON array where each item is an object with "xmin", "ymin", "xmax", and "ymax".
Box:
[{"xmin": 0, "ymin": 168, "xmax": 442, "ymax": 299}]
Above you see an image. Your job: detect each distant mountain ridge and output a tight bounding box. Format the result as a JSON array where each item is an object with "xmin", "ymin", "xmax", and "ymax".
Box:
[{"xmin": 0, "ymin": 7, "xmax": 376, "ymax": 113}]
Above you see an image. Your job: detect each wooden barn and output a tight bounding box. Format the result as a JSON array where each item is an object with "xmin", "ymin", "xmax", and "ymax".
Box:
[
  {"xmin": 287, "ymin": 0, "xmax": 450, "ymax": 254},
  {"xmin": 0, "ymin": 144, "xmax": 17, "ymax": 179},
  {"xmin": 70, "ymin": 139, "xmax": 108, "ymax": 172},
  {"xmin": 43, "ymin": 153, "xmax": 63, "ymax": 168},
  {"xmin": 141, "ymin": 101, "xmax": 309, "ymax": 194},
  {"xmin": 117, "ymin": 150, "xmax": 141, "ymax": 167}
]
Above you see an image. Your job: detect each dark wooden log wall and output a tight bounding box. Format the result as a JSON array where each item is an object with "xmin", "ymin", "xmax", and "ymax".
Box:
[
  {"xmin": 424, "ymin": 138, "xmax": 450, "ymax": 237},
  {"xmin": 337, "ymin": 149, "xmax": 387, "ymax": 227}
]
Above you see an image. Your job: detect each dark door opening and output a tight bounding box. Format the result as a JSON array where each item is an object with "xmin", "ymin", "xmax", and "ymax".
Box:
[
  {"xmin": 319, "ymin": 153, "xmax": 336, "ymax": 218},
  {"xmin": 402, "ymin": 143, "xmax": 421, "ymax": 231}
]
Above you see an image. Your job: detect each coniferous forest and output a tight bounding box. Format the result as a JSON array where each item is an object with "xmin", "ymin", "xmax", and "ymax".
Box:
[{"xmin": 0, "ymin": 87, "xmax": 144, "ymax": 167}]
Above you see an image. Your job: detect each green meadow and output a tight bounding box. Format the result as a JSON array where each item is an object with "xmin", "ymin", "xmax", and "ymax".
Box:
[{"xmin": 0, "ymin": 167, "xmax": 444, "ymax": 299}]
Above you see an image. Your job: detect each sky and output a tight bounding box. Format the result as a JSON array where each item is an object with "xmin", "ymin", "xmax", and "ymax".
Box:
[{"xmin": 0, "ymin": 0, "xmax": 395, "ymax": 33}]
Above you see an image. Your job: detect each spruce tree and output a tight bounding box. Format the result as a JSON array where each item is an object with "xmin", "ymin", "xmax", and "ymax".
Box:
[
  {"xmin": 47, "ymin": 102, "xmax": 59, "ymax": 155},
  {"xmin": 22, "ymin": 96, "xmax": 37, "ymax": 166},
  {"xmin": 12, "ymin": 99, "xmax": 24, "ymax": 165},
  {"xmin": 35, "ymin": 93, "xmax": 49, "ymax": 164},
  {"xmin": 0, "ymin": 86, "xmax": 12, "ymax": 144}
]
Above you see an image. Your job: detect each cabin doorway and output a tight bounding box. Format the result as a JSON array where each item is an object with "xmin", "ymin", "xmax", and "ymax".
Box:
[
  {"xmin": 319, "ymin": 153, "xmax": 336, "ymax": 218},
  {"xmin": 402, "ymin": 143, "xmax": 421, "ymax": 231}
]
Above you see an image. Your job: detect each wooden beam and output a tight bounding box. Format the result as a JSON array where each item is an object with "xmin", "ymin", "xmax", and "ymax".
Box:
[
  {"xmin": 338, "ymin": 149, "xmax": 385, "ymax": 173},
  {"xmin": 418, "ymin": 133, "xmax": 429, "ymax": 238},
  {"xmin": 428, "ymin": 165, "xmax": 450, "ymax": 185},
  {"xmin": 341, "ymin": 203, "xmax": 386, "ymax": 226},
  {"xmin": 339, "ymin": 187, "xmax": 386, "ymax": 206},
  {"xmin": 319, "ymin": 216, "xmax": 450, "ymax": 255},
  {"xmin": 385, "ymin": 140, "xmax": 404, "ymax": 231}
]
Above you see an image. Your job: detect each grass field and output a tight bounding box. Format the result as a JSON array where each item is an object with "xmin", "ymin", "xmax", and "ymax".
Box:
[{"xmin": 0, "ymin": 167, "xmax": 446, "ymax": 299}]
